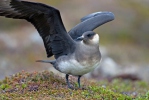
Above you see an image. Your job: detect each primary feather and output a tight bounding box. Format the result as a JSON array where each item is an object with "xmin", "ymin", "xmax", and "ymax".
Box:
[{"xmin": 0, "ymin": 0, "xmax": 75, "ymax": 58}]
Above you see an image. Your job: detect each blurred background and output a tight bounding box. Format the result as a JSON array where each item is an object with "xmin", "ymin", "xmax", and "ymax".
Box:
[{"xmin": 0, "ymin": 0, "xmax": 149, "ymax": 81}]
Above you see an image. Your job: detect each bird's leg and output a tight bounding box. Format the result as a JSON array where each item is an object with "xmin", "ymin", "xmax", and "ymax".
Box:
[
  {"xmin": 78, "ymin": 75, "xmax": 82, "ymax": 88},
  {"xmin": 66, "ymin": 74, "xmax": 72, "ymax": 88}
]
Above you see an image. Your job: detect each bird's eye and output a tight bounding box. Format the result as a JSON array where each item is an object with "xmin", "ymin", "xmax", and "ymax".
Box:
[{"xmin": 87, "ymin": 34, "xmax": 93, "ymax": 37}]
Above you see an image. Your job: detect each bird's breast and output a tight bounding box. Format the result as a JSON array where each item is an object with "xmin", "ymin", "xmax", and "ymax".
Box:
[{"xmin": 57, "ymin": 58, "xmax": 101, "ymax": 76}]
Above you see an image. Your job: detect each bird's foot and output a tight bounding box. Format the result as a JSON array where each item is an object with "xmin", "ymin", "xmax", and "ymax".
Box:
[
  {"xmin": 78, "ymin": 85, "xmax": 87, "ymax": 90},
  {"xmin": 67, "ymin": 84, "xmax": 74, "ymax": 90}
]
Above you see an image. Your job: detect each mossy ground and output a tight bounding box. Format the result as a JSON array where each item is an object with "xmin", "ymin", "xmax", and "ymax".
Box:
[{"xmin": 0, "ymin": 71, "xmax": 149, "ymax": 100}]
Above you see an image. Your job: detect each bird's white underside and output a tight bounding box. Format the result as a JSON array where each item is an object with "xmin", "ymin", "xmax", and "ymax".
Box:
[{"xmin": 58, "ymin": 58, "xmax": 101, "ymax": 76}]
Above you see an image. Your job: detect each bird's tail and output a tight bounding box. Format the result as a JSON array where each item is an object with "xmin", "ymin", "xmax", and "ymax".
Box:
[{"xmin": 36, "ymin": 60, "xmax": 56, "ymax": 65}]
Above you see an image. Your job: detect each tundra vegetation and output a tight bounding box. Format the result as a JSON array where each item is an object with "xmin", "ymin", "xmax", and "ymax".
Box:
[{"xmin": 0, "ymin": 71, "xmax": 149, "ymax": 99}]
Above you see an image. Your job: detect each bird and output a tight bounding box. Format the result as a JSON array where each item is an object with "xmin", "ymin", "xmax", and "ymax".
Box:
[{"xmin": 0, "ymin": 0, "xmax": 114, "ymax": 88}]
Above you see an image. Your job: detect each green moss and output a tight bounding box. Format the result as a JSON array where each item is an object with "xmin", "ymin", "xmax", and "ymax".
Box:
[{"xmin": 0, "ymin": 71, "xmax": 149, "ymax": 99}]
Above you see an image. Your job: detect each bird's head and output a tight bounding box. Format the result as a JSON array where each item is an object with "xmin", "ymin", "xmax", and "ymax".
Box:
[{"xmin": 76, "ymin": 31, "xmax": 99, "ymax": 45}]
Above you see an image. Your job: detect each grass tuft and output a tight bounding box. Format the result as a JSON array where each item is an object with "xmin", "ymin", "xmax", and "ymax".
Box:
[{"xmin": 0, "ymin": 71, "xmax": 148, "ymax": 99}]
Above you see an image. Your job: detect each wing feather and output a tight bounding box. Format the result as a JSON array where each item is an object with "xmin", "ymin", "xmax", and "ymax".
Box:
[
  {"xmin": 0, "ymin": 0, "xmax": 75, "ymax": 58},
  {"xmin": 69, "ymin": 12, "xmax": 115, "ymax": 40}
]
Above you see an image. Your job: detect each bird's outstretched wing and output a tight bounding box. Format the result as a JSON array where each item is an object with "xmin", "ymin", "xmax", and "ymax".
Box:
[
  {"xmin": 0, "ymin": 0, "xmax": 75, "ymax": 58},
  {"xmin": 69, "ymin": 12, "xmax": 115, "ymax": 40}
]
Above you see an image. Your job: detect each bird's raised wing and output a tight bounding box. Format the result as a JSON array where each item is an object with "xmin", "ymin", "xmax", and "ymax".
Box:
[
  {"xmin": 69, "ymin": 12, "xmax": 115, "ymax": 40},
  {"xmin": 0, "ymin": 0, "xmax": 75, "ymax": 59}
]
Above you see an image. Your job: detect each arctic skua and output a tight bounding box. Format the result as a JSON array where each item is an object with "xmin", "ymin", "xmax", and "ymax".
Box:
[{"xmin": 0, "ymin": 0, "xmax": 114, "ymax": 88}]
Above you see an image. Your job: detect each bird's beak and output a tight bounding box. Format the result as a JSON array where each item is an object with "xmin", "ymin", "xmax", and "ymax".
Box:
[{"xmin": 76, "ymin": 36, "xmax": 84, "ymax": 41}]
